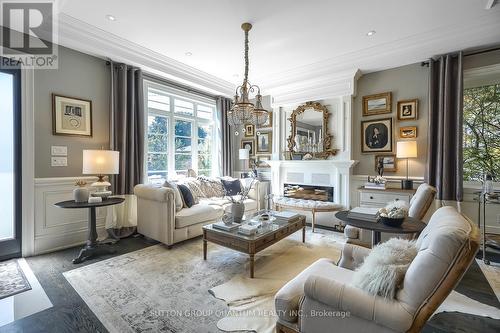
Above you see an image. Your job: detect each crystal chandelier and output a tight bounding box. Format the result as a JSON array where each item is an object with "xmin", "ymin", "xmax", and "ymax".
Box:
[{"xmin": 228, "ymin": 22, "xmax": 269, "ymax": 128}]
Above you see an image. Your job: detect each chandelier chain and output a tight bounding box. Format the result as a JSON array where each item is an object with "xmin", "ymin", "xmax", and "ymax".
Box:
[{"xmin": 244, "ymin": 28, "xmax": 249, "ymax": 84}]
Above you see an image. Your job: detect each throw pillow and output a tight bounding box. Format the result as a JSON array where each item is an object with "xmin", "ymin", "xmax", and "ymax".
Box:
[
  {"xmin": 352, "ymin": 238, "xmax": 418, "ymax": 299},
  {"xmin": 163, "ymin": 181, "xmax": 183, "ymax": 212},
  {"xmin": 221, "ymin": 178, "xmax": 242, "ymax": 196},
  {"xmin": 181, "ymin": 178, "xmax": 204, "ymax": 202},
  {"xmin": 177, "ymin": 184, "xmax": 195, "ymax": 208},
  {"xmin": 197, "ymin": 176, "xmax": 225, "ymax": 198}
]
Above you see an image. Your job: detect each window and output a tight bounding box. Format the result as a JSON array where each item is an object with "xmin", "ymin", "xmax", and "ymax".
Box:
[
  {"xmin": 463, "ymin": 83, "xmax": 500, "ymax": 182},
  {"xmin": 144, "ymin": 81, "xmax": 219, "ymax": 183}
]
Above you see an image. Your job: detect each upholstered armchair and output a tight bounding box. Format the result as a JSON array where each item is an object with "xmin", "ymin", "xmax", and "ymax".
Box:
[
  {"xmin": 275, "ymin": 206, "xmax": 479, "ymax": 333},
  {"xmin": 345, "ymin": 183, "xmax": 437, "ymax": 247}
]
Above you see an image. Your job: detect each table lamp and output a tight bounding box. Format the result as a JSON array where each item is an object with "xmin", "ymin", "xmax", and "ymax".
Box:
[
  {"xmin": 83, "ymin": 149, "xmax": 120, "ymax": 199},
  {"xmin": 396, "ymin": 141, "xmax": 417, "ymax": 190},
  {"xmin": 239, "ymin": 148, "xmax": 250, "ymax": 178}
]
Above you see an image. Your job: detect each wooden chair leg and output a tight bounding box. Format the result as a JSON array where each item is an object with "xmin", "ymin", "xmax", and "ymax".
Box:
[{"xmin": 312, "ymin": 209, "xmax": 316, "ymax": 233}]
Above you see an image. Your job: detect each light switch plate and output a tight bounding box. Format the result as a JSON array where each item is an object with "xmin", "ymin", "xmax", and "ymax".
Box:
[
  {"xmin": 51, "ymin": 156, "xmax": 67, "ymax": 167},
  {"xmin": 51, "ymin": 146, "xmax": 67, "ymax": 156}
]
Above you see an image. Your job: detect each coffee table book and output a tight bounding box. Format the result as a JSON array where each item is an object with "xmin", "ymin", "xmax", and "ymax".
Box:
[{"xmin": 212, "ymin": 222, "xmax": 239, "ymax": 232}]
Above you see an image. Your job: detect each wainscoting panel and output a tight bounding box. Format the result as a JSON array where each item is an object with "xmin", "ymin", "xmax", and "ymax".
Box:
[{"xmin": 34, "ymin": 177, "xmax": 107, "ymax": 255}]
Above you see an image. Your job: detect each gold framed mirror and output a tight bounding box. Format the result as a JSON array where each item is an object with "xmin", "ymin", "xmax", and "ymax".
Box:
[{"xmin": 286, "ymin": 101, "xmax": 337, "ymax": 159}]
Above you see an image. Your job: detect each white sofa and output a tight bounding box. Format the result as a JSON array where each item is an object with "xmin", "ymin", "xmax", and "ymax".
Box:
[{"xmin": 134, "ymin": 178, "xmax": 264, "ymax": 247}]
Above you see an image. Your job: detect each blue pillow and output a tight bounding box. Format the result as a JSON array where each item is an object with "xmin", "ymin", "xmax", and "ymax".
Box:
[
  {"xmin": 221, "ymin": 178, "xmax": 242, "ymax": 196},
  {"xmin": 177, "ymin": 184, "xmax": 195, "ymax": 208}
]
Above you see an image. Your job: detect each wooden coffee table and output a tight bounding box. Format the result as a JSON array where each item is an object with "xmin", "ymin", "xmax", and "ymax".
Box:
[{"xmin": 203, "ymin": 214, "xmax": 306, "ymax": 278}]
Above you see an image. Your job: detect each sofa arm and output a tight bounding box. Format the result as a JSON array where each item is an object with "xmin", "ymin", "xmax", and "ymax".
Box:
[
  {"xmin": 303, "ymin": 275, "xmax": 413, "ymax": 332},
  {"xmin": 246, "ymin": 180, "xmax": 264, "ymax": 210},
  {"xmin": 337, "ymin": 243, "xmax": 371, "ymax": 270},
  {"xmin": 134, "ymin": 184, "xmax": 174, "ymax": 202}
]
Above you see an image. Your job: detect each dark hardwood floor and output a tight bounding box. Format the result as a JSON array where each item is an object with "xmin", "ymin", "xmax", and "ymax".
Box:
[{"xmin": 0, "ymin": 233, "xmax": 499, "ymax": 333}]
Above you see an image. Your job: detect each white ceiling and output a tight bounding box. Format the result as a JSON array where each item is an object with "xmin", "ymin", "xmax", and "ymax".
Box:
[{"xmin": 57, "ymin": 0, "xmax": 500, "ymax": 96}]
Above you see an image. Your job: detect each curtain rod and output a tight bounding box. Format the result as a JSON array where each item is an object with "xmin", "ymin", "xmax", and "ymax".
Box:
[
  {"xmin": 421, "ymin": 46, "xmax": 500, "ymax": 67},
  {"xmin": 105, "ymin": 60, "xmax": 218, "ymax": 100}
]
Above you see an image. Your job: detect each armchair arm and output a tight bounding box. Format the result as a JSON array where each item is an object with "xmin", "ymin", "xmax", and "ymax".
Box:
[
  {"xmin": 303, "ymin": 275, "xmax": 413, "ymax": 332},
  {"xmin": 338, "ymin": 243, "xmax": 371, "ymax": 270}
]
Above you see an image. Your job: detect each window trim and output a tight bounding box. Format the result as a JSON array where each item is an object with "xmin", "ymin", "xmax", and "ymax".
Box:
[{"xmin": 144, "ymin": 80, "xmax": 219, "ymax": 183}]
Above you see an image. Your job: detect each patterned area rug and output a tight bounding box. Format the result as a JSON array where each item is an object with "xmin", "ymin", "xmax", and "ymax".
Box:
[
  {"xmin": 0, "ymin": 260, "xmax": 32, "ymax": 300},
  {"xmin": 63, "ymin": 230, "xmax": 341, "ymax": 333}
]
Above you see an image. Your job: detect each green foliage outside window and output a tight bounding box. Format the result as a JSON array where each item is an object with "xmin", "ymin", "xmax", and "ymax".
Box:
[{"xmin": 463, "ymin": 83, "xmax": 500, "ymax": 182}]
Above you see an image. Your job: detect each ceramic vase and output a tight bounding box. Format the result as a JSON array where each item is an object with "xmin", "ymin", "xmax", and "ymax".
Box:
[
  {"xmin": 73, "ymin": 187, "xmax": 89, "ymax": 203},
  {"xmin": 231, "ymin": 202, "xmax": 245, "ymax": 223}
]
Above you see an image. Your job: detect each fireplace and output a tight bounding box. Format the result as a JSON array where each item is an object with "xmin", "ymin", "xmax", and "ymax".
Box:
[{"xmin": 283, "ymin": 183, "xmax": 334, "ymax": 202}]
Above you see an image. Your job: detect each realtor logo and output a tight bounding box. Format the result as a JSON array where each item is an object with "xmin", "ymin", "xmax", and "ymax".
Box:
[{"xmin": 1, "ymin": 1, "xmax": 58, "ymax": 69}]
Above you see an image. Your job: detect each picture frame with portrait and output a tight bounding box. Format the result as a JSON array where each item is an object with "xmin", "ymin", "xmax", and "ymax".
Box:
[
  {"xmin": 52, "ymin": 94, "xmax": 92, "ymax": 137},
  {"xmin": 397, "ymin": 99, "xmax": 418, "ymax": 120},
  {"xmin": 399, "ymin": 126, "xmax": 417, "ymax": 139},
  {"xmin": 362, "ymin": 92, "xmax": 392, "ymax": 116},
  {"xmin": 361, "ymin": 118, "xmax": 393, "ymax": 153},
  {"xmin": 257, "ymin": 112, "xmax": 273, "ymax": 129},
  {"xmin": 256, "ymin": 155, "xmax": 271, "ymax": 168},
  {"xmin": 256, "ymin": 131, "xmax": 272, "ymax": 153},
  {"xmin": 375, "ymin": 154, "xmax": 397, "ymax": 172},
  {"xmin": 240, "ymin": 139, "xmax": 255, "ymax": 156},
  {"xmin": 244, "ymin": 124, "xmax": 255, "ymax": 137}
]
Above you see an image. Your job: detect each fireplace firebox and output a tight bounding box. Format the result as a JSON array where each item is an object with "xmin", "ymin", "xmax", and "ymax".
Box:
[{"xmin": 283, "ymin": 183, "xmax": 334, "ymax": 202}]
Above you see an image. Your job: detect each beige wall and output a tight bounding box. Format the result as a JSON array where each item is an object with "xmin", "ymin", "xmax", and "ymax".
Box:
[
  {"xmin": 352, "ymin": 63, "xmax": 429, "ymax": 178},
  {"xmin": 34, "ymin": 46, "xmax": 110, "ymax": 178}
]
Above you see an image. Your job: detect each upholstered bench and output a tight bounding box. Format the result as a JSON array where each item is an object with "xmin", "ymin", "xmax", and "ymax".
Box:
[{"xmin": 273, "ymin": 197, "xmax": 343, "ymax": 232}]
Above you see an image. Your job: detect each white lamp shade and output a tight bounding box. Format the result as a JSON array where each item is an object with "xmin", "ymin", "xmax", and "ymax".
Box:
[
  {"xmin": 82, "ymin": 150, "xmax": 120, "ymax": 175},
  {"xmin": 239, "ymin": 148, "xmax": 250, "ymax": 160},
  {"xmin": 396, "ymin": 141, "xmax": 417, "ymax": 158}
]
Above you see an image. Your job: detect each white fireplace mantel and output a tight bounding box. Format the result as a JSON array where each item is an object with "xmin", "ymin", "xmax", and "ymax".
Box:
[{"xmin": 268, "ymin": 159, "xmax": 358, "ymax": 208}]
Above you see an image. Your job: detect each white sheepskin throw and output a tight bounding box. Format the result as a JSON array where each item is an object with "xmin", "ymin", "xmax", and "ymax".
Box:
[{"xmin": 352, "ymin": 238, "xmax": 418, "ymax": 299}]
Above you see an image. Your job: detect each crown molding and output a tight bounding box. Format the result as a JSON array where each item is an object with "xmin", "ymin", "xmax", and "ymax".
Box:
[{"xmin": 56, "ymin": 14, "xmax": 235, "ymax": 96}]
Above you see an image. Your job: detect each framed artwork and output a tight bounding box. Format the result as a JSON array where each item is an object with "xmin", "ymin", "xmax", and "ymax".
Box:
[
  {"xmin": 248, "ymin": 157, "xmax": 256, "ymax": 169},
  {"xmin": 397, "ymin": 99, "xmax": 418, "ymax": 120},
  {"xmin": 362, "ymin": 92, "xmax": 392, "ymax": 116},
  {"xmin": 400, "ymin": 126, "xmax": 417, "ymax": 138},
  {"xmin": 257, "ymin": 112, "xmax": 273, "ymax": 129},
  {"xmin": 241, "ymin": 139, "xmax": 255, "ymax": 156},
  {"xmin": 361, "ymin": 118, "xmax": 393, "ymax": 153},
  {"xmin": 256, "ymin": 131, "xmax": 272, "ymax": 153},
  {"xmin": 375, "ymin": 154, "xmax": 397, "ymax": 172},
  {"xmin": 244, "ymin": 124, "xmax": 255, "ymax": 137},
  {"xmin": 52, "ymin": 94, "xmax": 92, "ymax": 137},
  {"xmin": 256, "ymin": 155, "xmax": 271, "ymax": 168}
]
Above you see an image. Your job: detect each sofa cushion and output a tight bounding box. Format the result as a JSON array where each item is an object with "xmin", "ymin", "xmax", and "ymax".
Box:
[
  {"xmin": 197, "ymin": 176, "xmax": 225, "ymax": 198},
  {"xmin": 221, "ymin": 178, "xmax": 242, "ymax": 196},
  {"xmin": 275, "ymin": 258, "xmax": 353, "ymax": 323},
  {"xmin": 163, "ymin": 181, "xmax": 183, "ymax": 212},
  {"xmin": 175, "ymin": 204, "xmax": 224, "ymax": 229},
  {"xmin": 177, "ymin": 184, "xmax": 195, "ymax": 208},
  {"xmin": 200, "ymin": 197, "xmax": 258, "ymax": 213}
]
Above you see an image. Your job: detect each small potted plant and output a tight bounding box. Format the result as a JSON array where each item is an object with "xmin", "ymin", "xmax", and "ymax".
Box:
[
  {"xmin": 379, "ymin": 200, "xmax": 409, "ymax": 227},
  {"xmin": 225, "ymin": 177, "xmax": 256, "ymax": 223}
]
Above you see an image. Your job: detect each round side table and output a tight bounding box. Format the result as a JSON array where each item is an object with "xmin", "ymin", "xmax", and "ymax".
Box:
[{"xmin": 55, "ymin": 197, "xmax": 125, "ymax": 264}]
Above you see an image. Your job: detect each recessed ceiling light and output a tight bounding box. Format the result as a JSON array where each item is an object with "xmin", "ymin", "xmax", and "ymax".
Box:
[
  {"xmin": 185, "ymin": 52, "xmax": 193, "ymax": 56},
  {"xmin": 106, "ymin": 15, "xmax": 116, "ymax": 21},
  {"xmin": 366, "ymin": 30, "xmax": 376, "ymax": 36}
]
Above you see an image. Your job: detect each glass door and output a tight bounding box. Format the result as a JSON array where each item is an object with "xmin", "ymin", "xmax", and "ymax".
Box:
[{"xmin": 0, "ymin": 65, "xmax": 21, "ymax": 260}]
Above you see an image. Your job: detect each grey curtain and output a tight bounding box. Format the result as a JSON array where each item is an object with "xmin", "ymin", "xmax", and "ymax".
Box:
[
  {"xmin": 110, "ymin": 62, "xmax": 145, "ymax": 195},
  {"xmin": 425, "ymin": 52, "xmax": 464, "ymax": 201},
  {"xmin": 217, "ymin": 96, "xmax": 233, "ymax": 176}
]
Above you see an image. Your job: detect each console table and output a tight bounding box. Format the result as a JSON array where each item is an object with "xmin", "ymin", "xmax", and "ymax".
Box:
[{"xmin": 55, "ymin": 197, "xmax": 125, "ymax": 264}]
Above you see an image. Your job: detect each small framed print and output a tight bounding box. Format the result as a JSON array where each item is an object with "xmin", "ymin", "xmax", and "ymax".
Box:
[
  {"xmin": 256, "ymin": 131, "xmax": 272, "ymax": 153},
  {"xmin": 52, "ymin": 94, "xmax": 92, "ymax": 136},
  {"xmin": 400, "ymin": 126, "xmax": 417, "ymax": 139},
  {"xmin": 361, "ymin": 118, "xmax": 393, "ymax": 153},
  {"xmin": 256, "ymin": 155, "xmax": 271, "ymax": 168},
  {"xmin": 248, "ymin": 157, "xmax": 256, "ymax": 169},
  {"xmin": 363, "ymin": 92, "xmax": 392, "ymax": 116},
  {"xmin": 244, "ymin": 124, "xmax": 255, "ymax": 137},
  {"xmin": 257, "ymin": 112, "xmax": 273, "ymax": 129},
  {"xmin": 375, "ymin": 154, "xmax": 397, "ymax": 172},
  {"xmin": 241, "ymin": 139, "xmax": 255, "ymax": 156},
  {"xmin": 397, "ymin": 99, "xmax": 418, "ymax": 120}
]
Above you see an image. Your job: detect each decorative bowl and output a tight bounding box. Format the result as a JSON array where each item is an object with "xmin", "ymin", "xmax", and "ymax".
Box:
[{"xmin": 380, "ymin": 216, "xmax": 405, "ymax": 227}]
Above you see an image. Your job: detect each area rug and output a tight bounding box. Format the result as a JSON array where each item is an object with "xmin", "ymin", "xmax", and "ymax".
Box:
[
  {"xmin": 63, "ymin": 230, "xmax": 341, "ymax": 333},
  {"xmin": 0, "ymin": 260, "xmax": 32, "ymax": 300}
]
